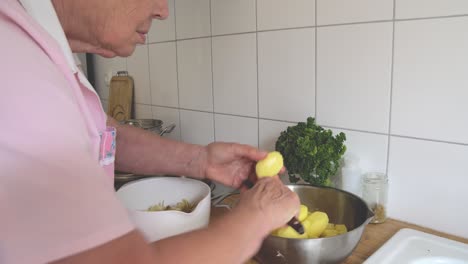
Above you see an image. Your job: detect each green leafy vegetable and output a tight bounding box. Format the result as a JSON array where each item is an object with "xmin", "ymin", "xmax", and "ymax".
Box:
[{"xmin": 275, "ymin": 117, "xmax": 346, "ymax": 186}]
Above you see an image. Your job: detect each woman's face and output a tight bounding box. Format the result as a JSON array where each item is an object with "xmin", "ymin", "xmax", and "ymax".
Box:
[
  {"xmin": 99, "ymin": 0, "xmax": 168, "ymax": 56},
  {"xmin": 61, "ymin": 0, "xmax": 168, "ymax": 57}
]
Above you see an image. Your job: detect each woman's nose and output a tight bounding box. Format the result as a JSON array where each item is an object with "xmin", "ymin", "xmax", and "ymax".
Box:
[{"xmin": 153, "ymin": 0, "xmax": 169, "ymax": 20}]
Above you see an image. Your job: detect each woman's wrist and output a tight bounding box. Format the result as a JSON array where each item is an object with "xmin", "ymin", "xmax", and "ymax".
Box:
[
  {"xmin": 232, "ymin": 201, "xmax": 273, "ymax": 239},
  {"xmin": 210, "ymin": 205, "xmax": 270, "ymax": 260},
  {"xmin": 185, "ymin": 144, "xmax": 207, "ymax": 180}
]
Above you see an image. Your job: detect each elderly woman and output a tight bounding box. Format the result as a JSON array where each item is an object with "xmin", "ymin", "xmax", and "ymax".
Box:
[{"xmin": 0, "ymin": 0, "xmax": 300, "ymax": 263}]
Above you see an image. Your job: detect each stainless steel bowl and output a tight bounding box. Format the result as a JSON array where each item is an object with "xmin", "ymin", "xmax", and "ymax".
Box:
[
  {"xmin": 122, "ymin": 119, "xmax": 175, "ymax": 136},
  {"xmin": 256, "ymin": 184, "xmax": 374, "ymax": 264}
]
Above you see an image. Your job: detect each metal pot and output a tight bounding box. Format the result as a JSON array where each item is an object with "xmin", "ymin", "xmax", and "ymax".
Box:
[
  {"xmin": 114, "ymin": 172, "xmax": 150, "ymax": 190},
  {"xmin": 122, "ymin": 119, "xmax": 175, "ymax": 136},
  {"xmin": 256, "ymin": 184, "xmax": 374, "ymax": 264}
]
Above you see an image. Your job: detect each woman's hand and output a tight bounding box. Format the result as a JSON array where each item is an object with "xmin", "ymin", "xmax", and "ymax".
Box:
[
  {"xmin": 200, "ymin": 142, "xmax": 280, "ymax": 189},
  {"xmin": 233, "ymin": 176, "xmax": 300, "ymax": 236}
]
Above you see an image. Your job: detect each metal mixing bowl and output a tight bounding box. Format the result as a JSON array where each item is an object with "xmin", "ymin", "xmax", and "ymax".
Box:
[
  {"xmin": 256, "ymin": 184, "xmax": 374, "ymax": 264},
  {"xmin": 122, "ymin": 119, "xmax": 175, "ymax": 136}
]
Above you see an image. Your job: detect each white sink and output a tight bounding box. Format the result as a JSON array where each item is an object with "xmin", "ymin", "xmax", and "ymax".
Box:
[{"xmin": 364, "ymin": 228, "xmax": 468, "ymax": 264}]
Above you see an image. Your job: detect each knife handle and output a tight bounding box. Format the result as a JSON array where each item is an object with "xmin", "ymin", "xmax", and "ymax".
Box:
[{"xmin": 243, "ymin": 180, "xmax": 305, "ymax": 235}]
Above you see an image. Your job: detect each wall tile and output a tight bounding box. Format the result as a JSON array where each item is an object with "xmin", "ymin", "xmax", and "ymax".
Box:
[
  {"xmin": 148, "ymin": 0, "xmax": 175, "ymax": 43},
  {"xmin": 392, "ymin": 17, "xmax": 468, "ymax": 144},
  {"xmin": 396, "ymin": 0, "xmax": 468, "ymax": 19},
  {"xmin": 148, "ymin": 42, "xmax": 178, "ymax": 108},
  {"xmin": 126, "ymin": 45, "xmax": 151, "ymax": 104},
  {"xmin": 317, "ymin": 0, "xmax": 394, "ymax": 25},
  {"xmin": 316, "ymin": 22, "xmax": 393, "ymax": 133},
  {"xmin": 175, "ymin": 0, "xmax": 211, "ymax": 39},
  {"xmin": 211, "ymin": 0, "xmax": 256, "ymax": 35},
  {"xmin": 152, "ymin": 106, "xmax": 181, "ymax": 140},
  {"xmin": 212, "ymin": 33, "xmax": 257, "ymax": 117},
  {"xmin": 93, "ymin": 56, "xmax": 127, "ymax": 100},
  {"xmin": 259, "ymin": 119, "xmax": 293, "ymax": 151},
  {"xmin": 388, "ymin": 136, "xmax": 468, "ymax": 238},
  {"xmin": 214, "ymin": 114, "xmax": 258, "ymax": 147},
  {"xmin": 133, "ymin": 104, "xmax": 153, "ymax": 119},
  {"xmin": 177, "ymin": 38, "xmax": 213, "ymax": 112},
  {"xmin": 329, "ymin": 128, "xmax": 388, "ymax": 173},
  {"xmin": 257, "ymin": 0, "xmax": 315, "ymax": 31},
  {"xmin": 258, "ymin": 28, "xmax": 315, "ymax": 123},
  {"xmin": 180, "ymin": 110, "xmax": 214, "ymax": 145}
]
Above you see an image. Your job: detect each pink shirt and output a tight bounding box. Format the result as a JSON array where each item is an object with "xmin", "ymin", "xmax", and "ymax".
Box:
[{"xmin": 0, "ymin": 0, "xmax": 134, "ymax": 263}]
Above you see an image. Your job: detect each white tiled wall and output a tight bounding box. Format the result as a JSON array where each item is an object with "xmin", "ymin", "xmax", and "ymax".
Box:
[
  {"xmin": 148, "ymin": 42, "xmax": 178, "ymax": 107},
  {"xmin": 177, "ymin": 38, "xmax": 213, "ymax": 112},
  {"xmin": 392, "ymin": 17, "xmax": 468, "ymax": 144},
  {"xmin": 212, "ymin": 33, "xmax": 257, "ymax": 117},
  {"xmin": 214, "ymin": 114, "xmax": 258, "ymax": 147},
  {"xmin": 317, "ymin": 0, "xmax": 394, "ymax": 25},
  {"xmin": 126, "ymin": 45, "xmax": 151, "ymax": 105},
  {"xmin": 174, "ymin": 0, "xmax": 211, "ymax": 39},
  {"xmin": 316, "ymin": 22, "xmax": 393, "ymax": 133},
  {"xmin": 258, "ymin": 28, "xmax": 315, "ymax": 122},
  {"xmin": 93, "ymin": 1, "xmax": 468, "ymax": 238},
  {"xmin": 257, "ymin": 0, "xmax": 315, "ymax": 30},
  {"xmin": 210, "ymin": 0, "xmax": 256, "ymax": 35}
]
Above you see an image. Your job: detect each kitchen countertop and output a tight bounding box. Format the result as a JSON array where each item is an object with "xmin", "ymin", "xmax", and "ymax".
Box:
[{"xmin": 210, "ymin": 196, "xmax": 468, "ymax": 264}]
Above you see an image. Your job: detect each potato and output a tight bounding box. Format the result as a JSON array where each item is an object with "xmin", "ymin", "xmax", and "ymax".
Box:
[
  {"xmin": 335, "ymin": 224, "xmax": 348, "ymax": 234},
  {"xmin": 305, "ymin": 211, "xmax": 329, "ymax": 238},
  {"xmin": 255, "ymin": 151, "xmax": 283, "ymax": 178},
  {"xmin": 321, "ymin": 229, "xmax": 339, "ymax": 238},
  {"xmin": 270, "ymin": 228, "xmax": 280, "ymax": 236},
  {"xmin": 272, "ymin": 210, "xmax": 348, "ymax": 240},
  {"xmin": 298, "ymin": 204, "xmax": 309, "ymax": 222},
  {"xmin": 275, "ymin": 226, "xmax": 308, "ymax": 239}
]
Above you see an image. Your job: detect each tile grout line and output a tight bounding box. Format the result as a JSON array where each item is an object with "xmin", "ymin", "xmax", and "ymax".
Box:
[
  {"xmin": 144, "ymin": 13, "xmax": 468, "ymax": 45},
  {"xmin": 174, "ymin": 0, "xmax": 183, "ymax": 141},
  {"xmin": 390, "ymin": 134, "xmax": 468, "ymax": 147},
  {"xmin": 314, "ymin": 0, "xmax": 318, "ymax": 123},
  {"xmin": 255, "ymin": 0, "xmax": 260, "ymax": 148},
  {"xmin": 385, "ymin": 0, "xmax": 397, "ymax": 176},
  {"xmin": 209, "ymin": 0, "xmax": 216, "ymax": 142},
  {"xmin": 394, "ymin": 13, "xmax": 468, "ymax": 22}
]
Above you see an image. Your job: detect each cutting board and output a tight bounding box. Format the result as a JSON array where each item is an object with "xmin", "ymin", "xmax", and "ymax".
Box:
[{"xmin": 108, "ymin": 72, "xmax": 133, "ymax": 122}]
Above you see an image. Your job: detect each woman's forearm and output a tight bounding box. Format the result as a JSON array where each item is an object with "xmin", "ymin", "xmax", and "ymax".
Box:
[
  {"xmin": 109, "ymin": 118, "xmax": 206, "ymax": 178},
  {"xmin": 152, "ymin": 206, "xmax": 268, "ymax": 264}
]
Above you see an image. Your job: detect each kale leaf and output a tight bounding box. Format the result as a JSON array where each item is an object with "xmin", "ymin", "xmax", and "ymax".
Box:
[{"xmin": 275, "ymin": 117, "xmax": 346, "ymax": 186}]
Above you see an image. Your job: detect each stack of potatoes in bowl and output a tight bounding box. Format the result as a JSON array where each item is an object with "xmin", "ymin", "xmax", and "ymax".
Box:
[{"xmin": 272, "ymin": 204, "xmax": 348, "ymax": 239}]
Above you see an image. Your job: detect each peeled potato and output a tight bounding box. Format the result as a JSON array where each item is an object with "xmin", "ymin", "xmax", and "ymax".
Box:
[
  {"xmin": 271, "ymin": 206, "xmax": 348, "ymax": 240},
  {"xmin": 305, "ymin": 211, "xmax": 329, "ymax": 238},
  {"xmin": 275, "ymin": 226, "xmax": 308, "ymax": 239},
  {"xmin": 270, "ymin": 228, "xmax": 280, "ymax": 236},
  {"xmin": 298, "ymin": 204, "xmax": 309, "ymax": 222},
  {"xmin": 335, "ymin": 224, "xmax": 348, "ymax": 234},
  {"xmin": 255, "ymin": 151, "xmax": 283, "ymax": 178},
  {"xmin": 321, "ymin": 229, "xmax": 339, "ymax": 238}
]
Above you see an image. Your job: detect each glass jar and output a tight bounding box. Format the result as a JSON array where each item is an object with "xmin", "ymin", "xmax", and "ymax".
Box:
[{"xmin": 362, "ymin": 172, "xmax": 388, "ymax": 224}]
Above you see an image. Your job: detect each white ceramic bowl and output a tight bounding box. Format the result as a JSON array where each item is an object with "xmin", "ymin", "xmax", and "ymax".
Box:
[{"xmin": 116, "ymin": 177, "xmax": 211, "ymax": 242}]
